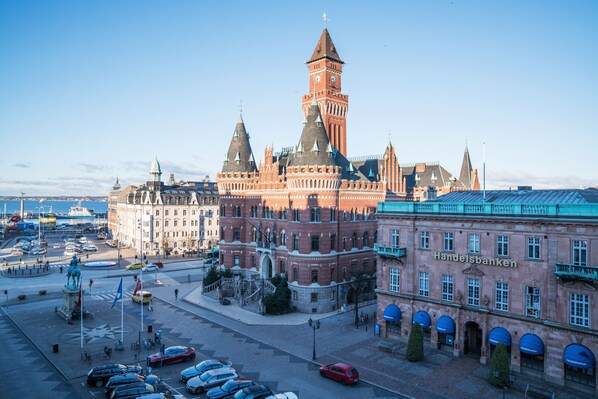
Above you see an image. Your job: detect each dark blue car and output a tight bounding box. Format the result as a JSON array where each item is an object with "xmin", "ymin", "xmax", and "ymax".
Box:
[{"xmin": 207, "ymin": 379, "xmax": 254, "ymax": 399}]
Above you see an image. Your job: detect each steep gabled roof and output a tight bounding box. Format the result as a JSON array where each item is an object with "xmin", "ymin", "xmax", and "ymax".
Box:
[
  {"xmin": 221, "ymin": 114, "xmax": 258, "ymax": 174},
  {"xmin": 287, "ymin": 98, "xmax": 337, "ymax": 168},
  {"xmin": 459, "ymin": 145, "xmax": 473, "ymax": 189},
  {"xmin": 307, "ymin": 28, "xmax": 344, "ymax": 64}
]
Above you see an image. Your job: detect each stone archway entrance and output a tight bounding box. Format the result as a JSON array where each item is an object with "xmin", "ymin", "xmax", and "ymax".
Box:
[
  {"xmin": 260, "ymin": 254, "xmax": 274, "ymax": 279},
  {"xmin": 464, "ymin": 321, "xmax": 483, "ymax": 356}
]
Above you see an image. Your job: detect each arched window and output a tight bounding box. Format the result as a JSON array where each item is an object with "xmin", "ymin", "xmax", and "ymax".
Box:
[
  {"xmin": 351, "ymin": 233, "xmax": 357, "ymax": 248},
  {"xmin": 363, "ymin": 232, "xmax": 369, "ymax": 247}
]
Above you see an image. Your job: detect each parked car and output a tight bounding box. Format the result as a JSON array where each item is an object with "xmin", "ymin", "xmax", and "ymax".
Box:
[
  {"xmin": 126, "ymin": 263, "xmax": 143, "ymax": 270},
  {"xmin": 109, "ymin": 383, "xmax": 154, "ymax": 399},
  {"xmin": 86, "ymin": 364, "xmax": 143, "ymax": 387},
  {"xmin": 264, "ymin": 393, "xmax": 298, "ymax": 399},
  {"xmin": 83, "ymin": 244, "xmax": 98, "ymax": 252},
  {"xmin": 180, "ymin": 359, "xmax": 233, "ymax": 383},
  {"xmin": 53, "ymin": 243, "xmax": 61, "ymax": 249},
  {"xmin": 147, "ymin": 346, "xmax": 196, "ymax": 367},
  {"xmin": 227, "ymin": 385, "xmax": 273, "ymax": 399},
  {"xmin": 30, "ymin": 247, "xmax": 47, "ymax": 255},
  {"xmin": 207, "ymin": 379, "xmax": 254, "ymax": 399},
  {"xmin": 105, "ymin": 373, "xmax": 145, "ymax": 396},
  {"xmin": 319, "ymin": 362, "xmax": 359, "ymax": 385},
  {"xmin": 132, "ymin": 290, "xmax": 152, "ymax": 304},
  {"xmin": 186, "ymin": 369, "xmax": 238, "ymax": 395}
]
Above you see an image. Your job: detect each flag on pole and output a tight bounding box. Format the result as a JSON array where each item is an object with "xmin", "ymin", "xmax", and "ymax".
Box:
[
  {"xmin": 77, "ymin": 285, "xmax": 82, "ymax": 310},
  {"xmin": 133, "ymin": 278, "xmax": 142, "ymax": 295},
  {"xmin": 111, "ymin": 277, "xmax": 123, "ymax": 309}
]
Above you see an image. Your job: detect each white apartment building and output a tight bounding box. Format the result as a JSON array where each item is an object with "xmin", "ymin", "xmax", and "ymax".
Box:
[{"xmin": 111, "ymin": 158, "xmax": 219, "ymax": 257}]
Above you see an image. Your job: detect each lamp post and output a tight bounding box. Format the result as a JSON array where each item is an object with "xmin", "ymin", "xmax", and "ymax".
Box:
[
  {"xmin": 493, "ymin": 368, "xmax": 516, "ymax": 399},
  {"xmin": 308, "ymin": 317, "xmax": 320, "ymax": 361}
]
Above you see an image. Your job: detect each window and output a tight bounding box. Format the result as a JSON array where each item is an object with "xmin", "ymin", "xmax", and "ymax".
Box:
[
  {"xmin": 183, "ymin": 210, "xmax": 187, "ymax": 216},
  {"xmin": 165, "ymin": 210, "xmax": 169, "ymax": 216},
  {"xmin": 293, "ymin": 235, "xmax": 299, "ymax": 251},
  {"xmin": 467, "ymin": 278, "xmax": 480, "ymax": 306},
  {"xmin": 526, "ymin": 286, "xmax": 540, "ymax": 318},
  {"xmin": 251, "ymin": 255, "xmax": 256, "ymax": 268},
  {"xmin": 233, "ymin": 228, "xmax": 240, "ymax": 241},
  {"xmin": 233, "ymin": 255, "xmax": 239, "ymax": 266},
  {"xmin": 442, "ymin": 275, "xmax": 454, "ymax": 301},
  {"xmin": 443, "ymin": 232, "xmax": 454, "ymax": 252},
  {"xmin": 311, "ymin": 269, "xmax": 318, "ymax": 283},
  {"xmin": 351, "ymin": 233, "xmax": 357, "ymax": 248},
  {"xmin": 279, "ymin": 260, "xmax": 285, "ymax": 275},
  {"xmin": 468, "ymin": 233, "xmax": 480, "ymax": 254},
  {"xmin": 342, "ymin": 236, "xmax": 346, "ymax": 251},
  {"xmin": 495, "ymin": 282, "xmax": 509, "ymax": 312},
  {"xmin": 174, "ymin": 210, "xmax": 178, "ymax": 216},
  {"xmin": 330, "ymin": 208, "xmax": 336, "ymax": 222},
  {"xmin": 570, "ymin": 293, "xmax": 589, "ymax": 327},
  {"xmin": 330, "ymin": 234, "xmax": 336, "ymax": 251},
  {"xmin": 389, "ymin": 268, "xmax": 400, "ymax": 292},
  {"xmin": 497, "ymin": 235, "xmax": 509, "ymax": 257},
  {"xmin": 391, "ymin": 229, "xmax": 400, "ymax": 248},
  {"xmin": 219, "ymin": 205, "xmax": 225, "ymax": 217},
  {"xmin": 363, "ymin": 232, "xmax": 369, "ymax": 247},
  {"xmin": 251, "ymin": 206, "xmax": 258, "ymax": 218},
  {"xmin": 527, "ymin": 237, "xmax": 540, "ymax": 260},
  {"xmin": 573, "ymin": 240, "xmax": 588, "ymax": 266},
  {"xmin": 155, "ymin": 210, "xmax": 160, "ymax": 216},
  {"xmin": 251, "ymin": 229, "xmax": 258, "ymax": 242},
  {"xmin": 420, "ymin": 231, "xmax": 430, "ymax": 250},
  {"xmin": 310, "ymin": 208, "xmax": 320, "ymax": 222},
  {"xmin": 293, "ymin": 267, "xmax": 298, "ymax": 281},
  {"xmin": 280, "ymin": 231, "xmax": 287, "ymax": 246},
  {"xmin": 233, "ymin": 206, "xmax": 241, "ymax": 218},
  {"xmin": 363, "ymin": 261, "xmax": 369, "ymax": 275},
  {"xmin": 311, "ymin": 293, "xmax": 318, "ymax": 302},
  {"xmin": 311, "ymin": 235, "xmax": 319, "ymax": 252},
  {"xmin": 293, "ymin": 209, "xmax": 300, "ymax": 222},
  {"xmin": 418, "ymin": 272, "xmax": 429, "ymax": 297}
]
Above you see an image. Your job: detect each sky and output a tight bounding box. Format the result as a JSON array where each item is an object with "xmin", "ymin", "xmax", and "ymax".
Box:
[{"xmin": 1, "ymin": 1, "xmax": 597, "ymax": 196}]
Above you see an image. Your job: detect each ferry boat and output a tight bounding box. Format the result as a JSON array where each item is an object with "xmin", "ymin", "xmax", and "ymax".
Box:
[{"xmin": 55, "ymin": 203, "xmax": 94, "ymax": 219}]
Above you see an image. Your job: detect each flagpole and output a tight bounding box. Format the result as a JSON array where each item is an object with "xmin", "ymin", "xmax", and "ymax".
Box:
[
  {"xmin": 121, "ymin": 275, "xmax": 124, "ymax": 343},
  {"xmin": 140, "ymin": 268, "xmax": 143, "ymax": 336},
  {"xmin": 80, "ymin": 275, "xmax": 84, "ymax": 349}
]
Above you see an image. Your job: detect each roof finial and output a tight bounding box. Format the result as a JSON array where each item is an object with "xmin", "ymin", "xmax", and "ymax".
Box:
[{"xmin": 323, "ymin": 12, "xmax": 330, "ymax": 28}]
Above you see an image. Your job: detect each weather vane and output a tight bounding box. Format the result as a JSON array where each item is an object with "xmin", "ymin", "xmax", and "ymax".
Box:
[{"xmin": 323, "ymin": 12, "xmax": 330, "ymax": 28}]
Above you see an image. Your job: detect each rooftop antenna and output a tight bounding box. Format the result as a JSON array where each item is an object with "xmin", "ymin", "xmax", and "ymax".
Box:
[
  {"xmin": 323, "ymin": 12, "xmax": 330, "ymax": 28},
  {"xmin": 483, "ymin": 142, "xmax": 486, "ymax": 201}
]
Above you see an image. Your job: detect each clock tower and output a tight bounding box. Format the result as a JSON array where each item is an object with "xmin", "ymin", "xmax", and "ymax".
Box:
[{"xmin": 302, "ymin": 28, "xmax": 349, "ymax": 157}]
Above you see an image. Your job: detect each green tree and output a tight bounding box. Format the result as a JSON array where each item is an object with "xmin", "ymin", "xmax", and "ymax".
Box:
[
  {"xmin": 406, "ymin": 323, "xmax": 424, "ymax": 362},
  {"xmin": 203, "ymin": 266, "xmax": 221, "ymax": 286},
  {"xmin": 489, "ymin": 342, "xmax": 510, "ymax": 387},
  {"xmin": 263, "ymin": 276, "xmax": 291, "ymax": 314}
]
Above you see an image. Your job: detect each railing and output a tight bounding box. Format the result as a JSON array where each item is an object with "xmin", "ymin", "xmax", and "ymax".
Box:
[
  {"xmin": 264, "ymin": 280, "xmax": 277, "ymax": 294},
  {"xmin": 555, "ymin": 262, "xmax": 598, "ymax": 282},
  {"xmin": 374, "ymin": 244, "xmax": 406, "ymax": 259},
  {"xmin": 203, "ymin": 278, "xmax": 222, "ymax": 293},
  {"xmin": 378, "ymin": 201, "xmax": 598, "ymax": 218}
]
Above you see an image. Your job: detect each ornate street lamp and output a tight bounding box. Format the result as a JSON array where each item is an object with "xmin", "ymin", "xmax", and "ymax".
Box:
[{"xmin": 308, "ymin": 317, "xmax": 321, "ymax": 360}]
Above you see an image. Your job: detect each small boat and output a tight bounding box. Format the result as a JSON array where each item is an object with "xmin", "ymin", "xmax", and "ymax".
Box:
[
  {"xmin": 40, "ymin": 213, "xmax": 57, "ymax": 224},
  {"xmin": 55, "ymin": 202, "xmax": 94, "ymax": 219}
]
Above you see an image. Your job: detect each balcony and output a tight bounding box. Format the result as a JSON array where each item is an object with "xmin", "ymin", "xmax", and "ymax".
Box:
[
  {"xmin": 375, "ymin": 244, "xmax": 406, "ymax": 259},
  {"xmin": 554, "ymin": 262, "xmax": 598, "ymax": 282}
]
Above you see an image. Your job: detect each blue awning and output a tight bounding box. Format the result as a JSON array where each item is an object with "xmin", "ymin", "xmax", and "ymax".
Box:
[
  {"xmin": 383, "ymin": 304, "xmax": 402, "ymax": 322},
  {"xmin": 412, "ymin": 311, "xmax": 431, "ymax": 328},
  {"xmin": 519, "ymin": 334, "xmax": 544, "ymax": 356},
  {"xmin": 436, "ymin": 315, "xmax": 455, "ymax": 334},
  {"xmin": 488, "ymin": 327, "xmax": 511, "ymax": 347},
  {"xmin": 564, "ymin": 344, "xmax": 596, "ymax": 369}
]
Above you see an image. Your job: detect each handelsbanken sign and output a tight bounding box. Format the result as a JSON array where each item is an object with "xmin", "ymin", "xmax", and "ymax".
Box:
[{"xmin": 434, "ymin": 252, "xmax": 518, "ymax": 268}]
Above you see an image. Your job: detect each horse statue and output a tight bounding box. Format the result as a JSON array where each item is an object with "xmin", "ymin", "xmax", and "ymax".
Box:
[{"xmin": 66, "ymin": 255, "xmax": 81, "ymax": 288}]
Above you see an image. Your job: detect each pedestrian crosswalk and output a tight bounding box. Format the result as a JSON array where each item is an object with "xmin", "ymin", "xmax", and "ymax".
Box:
[{"xmin": 91, "ymin": 291, "xmax": 133, "ymax": 301}]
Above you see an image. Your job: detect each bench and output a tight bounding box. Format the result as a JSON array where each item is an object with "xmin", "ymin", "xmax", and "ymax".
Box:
[
  {"xmin": 377, "ymin": 339, "xmax": 400, "ymax": 354},
  {"xmin": 525, "ymin": 384, "xmax": 555, "ymax": 399}
]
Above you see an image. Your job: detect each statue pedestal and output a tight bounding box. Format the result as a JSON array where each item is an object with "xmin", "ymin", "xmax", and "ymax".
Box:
[{"xmin": 56, "ymin": 286, "xmax": 87, "ymax": 322}]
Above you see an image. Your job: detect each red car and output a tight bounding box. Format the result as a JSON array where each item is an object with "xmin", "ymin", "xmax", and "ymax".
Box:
[
  {"xmin": 319, "ymin": 362, "xmax": 359, "ymax": 385},
  {"xmin": 147, "ymin": 346, "xmax": 196, "ymax": 367}
]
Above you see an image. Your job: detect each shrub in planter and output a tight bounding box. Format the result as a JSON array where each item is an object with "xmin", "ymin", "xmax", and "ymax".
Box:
[
  {"xmin": 406, "ymin": 323, "xmax": 424, "ymax": 362},
  {"xmin": 18, "ymin": 294, "xmax": 27, "ymax": 300},
  {"xmin": 39, "ymin": 290, "xmax": 47, "ymax": 296}
]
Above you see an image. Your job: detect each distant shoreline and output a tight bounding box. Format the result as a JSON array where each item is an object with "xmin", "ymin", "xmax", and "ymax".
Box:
[{"xmin": 0, "ymin": 197, "xmax": 107, "ymax": 201}]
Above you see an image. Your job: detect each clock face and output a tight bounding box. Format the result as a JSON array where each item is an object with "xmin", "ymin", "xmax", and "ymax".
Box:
[
  {"xmin": 330, "ymin": 75, "xmax": 337, "ymax": 83},
  {"xmin": 314, "ymin": 75, "xmax": 321, "ymax": 83}
]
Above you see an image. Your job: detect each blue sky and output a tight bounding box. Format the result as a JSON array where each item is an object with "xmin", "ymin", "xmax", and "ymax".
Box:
[{"xmin": 1, "ymin": 1, "xmax": 596, "ymax": 196}]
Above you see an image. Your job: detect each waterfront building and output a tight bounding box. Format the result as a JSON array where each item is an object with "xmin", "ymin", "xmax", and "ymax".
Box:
[
  {"xmin": 216, "ymin": 28, "xmax": 477, "ymax": 313},
  {"xmin": 112, "ymin": 158, "xmax": 219, "ymax": 257},
  {"xmin": 375, "ymin": 188, "xmax": 598, "ymax": 395}
]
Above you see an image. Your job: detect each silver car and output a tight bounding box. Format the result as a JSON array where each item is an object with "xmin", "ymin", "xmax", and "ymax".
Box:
[
  {"xmin": 180, "ymin": 359, "xmax": 232, "ymax": 383},
  {"xmin": 186, "ymin": 368, "xmax": 238, "ymax": 395}
]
